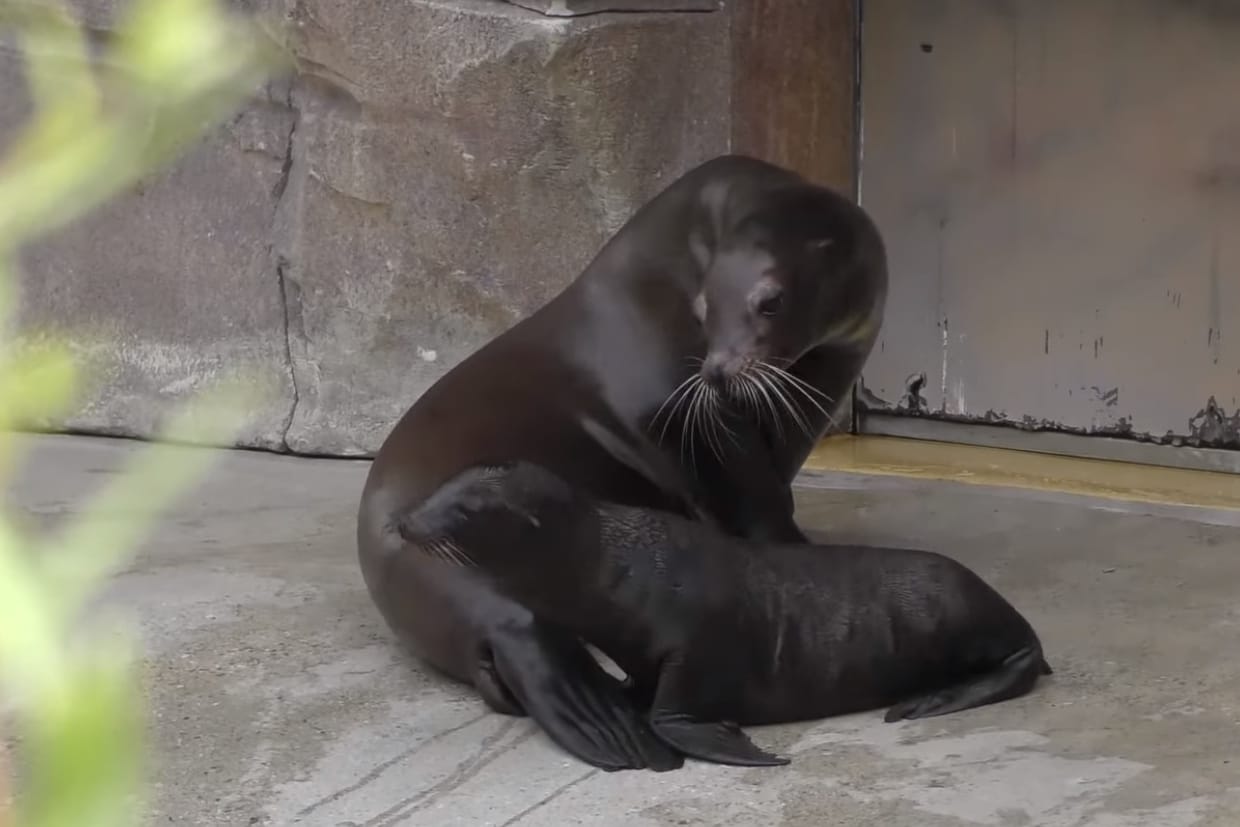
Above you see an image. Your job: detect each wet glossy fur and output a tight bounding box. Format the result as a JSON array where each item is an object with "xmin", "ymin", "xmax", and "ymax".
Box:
[
  {"xmin": 356, "ymin": 155, "xmax": 889, "ymax": 772},
  {"xmin": 403, "ymin": 462, "xmax": 1053, "ymax": 767}
]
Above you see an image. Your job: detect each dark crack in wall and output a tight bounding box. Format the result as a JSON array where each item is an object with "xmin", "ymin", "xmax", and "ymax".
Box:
[{"xmin": 4, "ymin": 0, "xmax": 730, "ymax": 455}]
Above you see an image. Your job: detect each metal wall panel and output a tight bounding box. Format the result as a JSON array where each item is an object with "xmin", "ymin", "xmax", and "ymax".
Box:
[{"xmin": 857, "ymin": 0, "xmax": 1240, "ymax": 453}]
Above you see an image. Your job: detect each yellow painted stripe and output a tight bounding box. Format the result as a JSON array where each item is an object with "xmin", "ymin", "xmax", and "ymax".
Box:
[{"xmin": 803, "ymin": 435, "xmax": 1240, "ymax": 511}]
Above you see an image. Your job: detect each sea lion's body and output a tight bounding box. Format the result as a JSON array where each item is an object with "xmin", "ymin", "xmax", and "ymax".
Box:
[
  {"xmin": 404, "ymin": 462, "xmax": 1053, "ymax": 767},
  {"xmin": 356, "ymin": 155, "xmax": 889, "ymax": 771}
]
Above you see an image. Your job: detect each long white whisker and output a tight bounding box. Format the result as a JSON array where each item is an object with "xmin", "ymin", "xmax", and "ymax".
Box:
[
  {"xmin": 739, "ymin": 372, "xmax": 765, "ymax": 426},
  {"xmin": 431, "ymin": 538, "xmax": 465, "ymax": 567},
  {"xmin": 695, "ymin": 384, "xmax": 712, "ymax": 459},
  {"xmin": 700, "ymin": 386, "xmax": 721, "ymax": 461},
  {"xmin": 687, "ymin": 380, "xmax": 707, "ymax": 468},
  {"xmin": 652, "ymin": 374, "xmax": 697, "ymax": 426},
  {"xmin": 654, "ymin": 375, "xmax": 698, "ymax": 446},
  {"xmin": 765, "ymin": 362, "xmax": 835, "ymax": 408},
  {"xmin": 733, "ymin": 374, "xmax": 750, "ymax": 415},
  {"xmin": 733, "ymin": 372, "xmax": 755, "ymax": 418},
  {"xmin": 447, "ymin": 538, "xmax": 476, "ymax": 568},
  {"xmin": 741, "ymin": 369, "xmax": 767, "ymax": 425},
  {"xmin": 725, "ymin": 375, "xmax": 740, "ymax": 411},
  {"xmin": 681, "ymin": 379, "xmax": 699, "ymax": 465},
  {"xmin": 755, "ymin": 364, "xmax": 813, "ymax": 437},
  {"xmin": 702, "ymin": 385, "xmax": 735, "ymax": 461},
  {"xmin": 762, "ymin": 363, "xmax": 840, "ymax": 430},
  {"xmin": 746, "ymin": 367, "xmax": 787, "ymax": 439},
  {"xmin": 733, "ymin": 375, "xmax": 759, "ymax": 422},
  {"xmin": 766, "ymin": 371, "xmax": 827, "ymax": 424},
  {"xmin": 710, "ymin": 386, "xmax": 739, "ymax": 448},
  {"xmin": 769, "ymin": 370, "xmax": 816, "ymax": 437},
  {"xmin": 731, "ymin": 374, "xmax": 747, "ymax": 414}
]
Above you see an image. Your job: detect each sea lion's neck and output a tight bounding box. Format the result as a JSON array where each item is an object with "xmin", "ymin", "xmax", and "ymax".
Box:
[{"xmin": 563, "ymin": 205, "xmax": 709, "ymax": 423}]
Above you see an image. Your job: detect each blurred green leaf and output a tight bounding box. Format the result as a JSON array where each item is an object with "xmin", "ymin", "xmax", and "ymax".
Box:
[
  {"xmin": 38, "ymin": 379, "xmax": 271, "ymax": 618},
  {"xmin": 0, "ymin": 1, "xmax": 282, "ymax": 825},
  {"xmin": 0, "ymin": 342, "xmax": 79, "ymax": 430},
  {"xmin": 0, "ymin": 520, "xmax": 61, "ymax": 705},
  {"xmin": 21, "ymin": 648, "xmax": 144, "ymax": 827},
  {"xmin": 0, "ymin": 0, "xmax": 285, "ymax": 250}
]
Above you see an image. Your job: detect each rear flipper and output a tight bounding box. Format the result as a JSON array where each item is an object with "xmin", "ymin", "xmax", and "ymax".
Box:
[
  {"xmin": 488, "ymin": 616, "xmax": 684, "ymax": 772},
  {"xmin": 650, "ymin": 713, "xmax": 789, "ymax": 767},
  {"xmin": 883, "ymin": 645, "xmax": 1050, "ymax": 723},
  {"xmin": 647, "ymin": 654, "xmax": 789, "ymax": 768}
]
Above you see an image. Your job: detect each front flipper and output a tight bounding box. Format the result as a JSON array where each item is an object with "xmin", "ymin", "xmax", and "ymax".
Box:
[
  {"xmin": 883, "ymin": 645, "xmax": 1049, "ymax": 723},
  {"xmin": 488, "ymin": 616, "xmax": 684, "ymax": 772},
  {"xmin": 650, "ymin": 713, "xmax": 789, "ymax": 767},
  {"xmin": 474, "ymin": 649, "xmax": 525, "ymax": 717}
]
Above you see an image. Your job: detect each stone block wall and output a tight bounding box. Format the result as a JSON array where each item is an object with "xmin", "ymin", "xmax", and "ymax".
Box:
[{"xmin": 4, "ymin": 0, "xmax": 730, "ymax": 455}]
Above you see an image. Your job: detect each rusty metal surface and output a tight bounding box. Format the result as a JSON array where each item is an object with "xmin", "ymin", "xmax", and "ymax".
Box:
[
  {"xmin": 857, "ymin": 0, "xmax": 1240, "ymax": 451},
  {"xmin": 731, "ymin": 0, "xmax": 858, "ymax": 193}
]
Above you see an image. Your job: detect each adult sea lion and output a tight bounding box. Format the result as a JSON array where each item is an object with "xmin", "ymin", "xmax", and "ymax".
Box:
[
  {"xmin": 356, "ymin": 154, "xmax": 889, "ymax": 771},
  {"xmin": 401, "ymin": 461, "xmax": 1054, "ymax": 767}
]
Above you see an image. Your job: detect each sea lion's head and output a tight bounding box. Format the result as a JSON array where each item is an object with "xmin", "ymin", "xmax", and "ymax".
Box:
[{"xmin": 693, "ymin": 185, "xmax": 888, "ymax": 393}]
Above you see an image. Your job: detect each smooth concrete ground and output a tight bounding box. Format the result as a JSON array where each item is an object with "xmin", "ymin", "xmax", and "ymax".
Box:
[{"xmin": 5, "ymin": 433, "xmax": 1240, "ymax": 826}]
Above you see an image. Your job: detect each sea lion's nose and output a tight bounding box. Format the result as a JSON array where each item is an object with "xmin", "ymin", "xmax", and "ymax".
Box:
[{"xmin": 701, "ymin": 353, "xmax": 732, "ymax": 389}]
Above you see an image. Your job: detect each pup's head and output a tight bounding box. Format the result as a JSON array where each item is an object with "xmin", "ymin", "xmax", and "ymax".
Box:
[{"xmin": 398, "ymin": 461, "xmax": 582, "ymax": 567}]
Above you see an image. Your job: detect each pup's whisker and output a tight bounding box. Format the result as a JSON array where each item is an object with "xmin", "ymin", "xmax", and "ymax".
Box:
[{"xmin": 424, "ymin": 537, "xmax": 476, "ymax": 568}]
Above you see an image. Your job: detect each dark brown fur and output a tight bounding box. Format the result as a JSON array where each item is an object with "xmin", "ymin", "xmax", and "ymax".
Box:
[
  {"xmin": 356, "ymin": 155, "xmax": 888, "ymax": 771},
  {"xmin": 403, "ymin": 462, "xmax": 1053, "ymax": 768}
]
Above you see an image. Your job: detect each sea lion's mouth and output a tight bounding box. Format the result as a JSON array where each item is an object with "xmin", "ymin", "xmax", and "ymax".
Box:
[
  {"xmin": 650, "ymin": 358, "xmax": 838, "ymax": 463},
  {"xmin": 727, "ymin": 359, "xmax": 838, "ymax": 434}
]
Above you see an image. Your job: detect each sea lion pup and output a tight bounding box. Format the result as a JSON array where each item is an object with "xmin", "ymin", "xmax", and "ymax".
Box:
[{"xmin": 400, "ymin": 461, "xmax": 1053, "ymax": 768}]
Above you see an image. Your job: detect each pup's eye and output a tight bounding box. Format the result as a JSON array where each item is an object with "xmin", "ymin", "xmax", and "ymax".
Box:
[{"xmin": 757, "ymin": 294, "xmax": 783, "ymax": 316}]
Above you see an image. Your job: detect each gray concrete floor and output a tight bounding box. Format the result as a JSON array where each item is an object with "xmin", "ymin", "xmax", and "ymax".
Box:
[{"xmin": 5, "ymin": 433, "xmax": 1240, "ymax": 826}]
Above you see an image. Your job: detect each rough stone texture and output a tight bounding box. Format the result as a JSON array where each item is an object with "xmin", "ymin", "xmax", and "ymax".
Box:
[
  {"xmin": 2, "ymin": 0, "xmax": 730, "ymax": 455},
  {"xmin": 1, "ymin": 37, "xmax": 297, "ymax": 450},
  {"xmin": 503, "ymin": 0, "xmax": 719, "ymax": 16},
  {"xmin": 9, "ymin": 432, "xmax": 1240, "ymax": 825},
  {"xmin": 273, "ymin": 0, "xmax": 730, "ymax": 454}
]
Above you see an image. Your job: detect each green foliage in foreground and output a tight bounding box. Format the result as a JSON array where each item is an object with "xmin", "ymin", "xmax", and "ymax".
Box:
[{"xmin": 0, "ymin": 2, "xmax": 284, "ymax": 825}]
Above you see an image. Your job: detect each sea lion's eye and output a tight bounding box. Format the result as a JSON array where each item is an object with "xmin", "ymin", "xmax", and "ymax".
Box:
[{"xmin": 757, "ymin": 293, "xmax": 783, "ymax": 317}]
